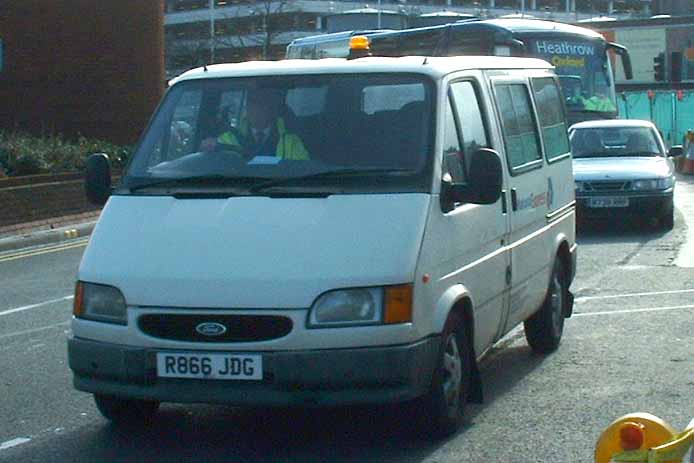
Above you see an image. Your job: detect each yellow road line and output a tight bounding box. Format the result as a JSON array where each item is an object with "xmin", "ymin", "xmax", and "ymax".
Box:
[{"xmin": 0, "ymin": 239, "xmax": 89, "ymax": 263}]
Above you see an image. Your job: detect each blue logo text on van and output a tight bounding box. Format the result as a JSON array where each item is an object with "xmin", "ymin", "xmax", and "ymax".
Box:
[{"xmin": 517, "ymin": 192, "xmax": 547, "ymax": 211}]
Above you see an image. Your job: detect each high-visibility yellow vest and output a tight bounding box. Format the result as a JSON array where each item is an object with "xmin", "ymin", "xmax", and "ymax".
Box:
[{"xmin": 217, "ymin": 117, "xmax": 310, "ymax": 161}]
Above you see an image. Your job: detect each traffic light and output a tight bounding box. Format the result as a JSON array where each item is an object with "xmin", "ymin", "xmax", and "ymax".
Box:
[
  {"xmin": 671, "ymin": 51, "xmax": 682, "ymax": 82},
  {"xmin": 653, "ymin": 52, "xmax": 665, "ymax": 81}
]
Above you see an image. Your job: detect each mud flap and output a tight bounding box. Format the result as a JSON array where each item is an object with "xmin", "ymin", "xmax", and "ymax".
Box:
[
  {"xmin": 468, "ymin": 354, "xmax": 483, "ymax": 404},
  {"xmin": 564, "ymin": 290, "xmax": 574, "ymax": 318}
]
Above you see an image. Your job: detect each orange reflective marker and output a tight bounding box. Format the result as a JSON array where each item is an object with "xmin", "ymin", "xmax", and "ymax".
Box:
[
  {"xmin": 384, "ymin": 285, "xmax": 413, "ymax": 324},
  {"xmin": 73, "ymin": 281, "xmax": 85, "ymax": 317},
  {"xmin": 619, "ymin": 422, "xmax": 645, "ymax": 451}
]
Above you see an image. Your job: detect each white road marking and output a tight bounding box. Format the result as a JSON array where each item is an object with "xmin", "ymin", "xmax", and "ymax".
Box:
[
  {"xmin": 0, "ymin": 437, "xmax": 31, "ymax": 451},
  {"xmin": 576, "ymin": 288, "xmax": 694, "ymax": 302},
  {"xmin": 0, "ymin": 321, "xmax": 70, "ymax": 341},
  {"xmin": 0, "ymin": 296, "xmax": 73, "ymax": 317},
  {"xmin": 574, "ymin": 303, "xmax": 694, "ymax": 317}
]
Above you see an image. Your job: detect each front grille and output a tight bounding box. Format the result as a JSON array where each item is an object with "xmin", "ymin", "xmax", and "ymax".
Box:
[
  {"xmin": 587, "ymin": 181, "xmax": 630, "ymax": 192},
  {"xmin": 138, "ymin": 313, "xmax": 293, "ymax": 343}
]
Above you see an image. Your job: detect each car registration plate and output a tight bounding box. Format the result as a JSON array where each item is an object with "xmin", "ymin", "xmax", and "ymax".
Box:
[
  {"xmin": 588, "ymin": 197, "xmax": 629, "ymax": 208},
  {"xmin": 156, "ymin": 352, "xmax": 262, "ymax": 380}
]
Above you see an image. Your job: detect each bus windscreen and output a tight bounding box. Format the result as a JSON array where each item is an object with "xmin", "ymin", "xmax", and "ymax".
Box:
[{"xmin": 525, "ymin": 38, "xmax": 616, "ymax": 116}]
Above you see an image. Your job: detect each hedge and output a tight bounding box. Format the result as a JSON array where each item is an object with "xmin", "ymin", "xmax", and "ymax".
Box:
[{"xmin": 0, "ymin": 131, "xmax": 132, "ymax": 177}]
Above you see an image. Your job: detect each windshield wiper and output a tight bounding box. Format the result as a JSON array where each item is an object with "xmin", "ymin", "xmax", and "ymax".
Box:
[
  {"xmin": 127, "ymin": 175, "xmax": 267, "ymax": 193},
  {"xmin": 248, "ymin": 168, "xmax": 418, "ymax": 193}
]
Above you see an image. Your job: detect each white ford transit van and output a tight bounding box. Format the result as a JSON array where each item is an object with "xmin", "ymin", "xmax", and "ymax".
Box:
[{"xmin": 70, "ymin": 55, "xmax": 576, "ymax": 435}]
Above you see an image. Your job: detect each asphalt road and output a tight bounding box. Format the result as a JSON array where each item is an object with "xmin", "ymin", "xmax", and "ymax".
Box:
[{"xmin": 1, "ymin": 178, "xmax": 693, "ymax": 462}]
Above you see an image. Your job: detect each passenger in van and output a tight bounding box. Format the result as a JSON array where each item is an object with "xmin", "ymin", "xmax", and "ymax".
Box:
[{"xmin": 201, "ymin": 89, "xmax": 311, "ymax": 161}]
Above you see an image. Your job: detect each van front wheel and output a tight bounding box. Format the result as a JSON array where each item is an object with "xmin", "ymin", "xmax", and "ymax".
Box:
[
  {"xmin": 414, "ymin": 313, "xmax": 470, "ymax": 437},
  {"xmin": 524, "ymin": 258, "xmax": 567, "ymax": 354},
  {"xmin": 94, "ymin": 394, "xmax": 159, "ymax": 426}
]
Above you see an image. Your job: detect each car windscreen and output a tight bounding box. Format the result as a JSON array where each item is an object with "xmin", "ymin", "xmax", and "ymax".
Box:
[
  {"xmin": 570, "ymin": 126, "xmax": 664, "ymax": 158},
  {"xmin": 122, "ymin": 74, "xmax": 434, "ymax": 194}
]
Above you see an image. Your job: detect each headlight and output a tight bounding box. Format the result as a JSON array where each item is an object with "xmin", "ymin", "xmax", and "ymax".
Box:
[
  {"xmin": 308, "ymin": 285, "xmax": 413, "ymax": 328},
  {"xmin": 73, "ymin": 281, "xmax": 127, "ymax": 325},
  {"xmin": 656, "ymin": 176, "xmax": 675, "ymax": 189},
  {"xmin": 631, "ymin": 179, "xmax": 658, "ymax": 191}
]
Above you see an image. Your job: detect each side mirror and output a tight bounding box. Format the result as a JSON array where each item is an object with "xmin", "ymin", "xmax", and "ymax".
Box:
[
  {"xmin": 669, "ymin": 145, "xmax": 683, "ymax": 158},
  {"xmin": 608, "ymin": 42, "xmax": 633, "ymax": 81},
  {"xmin": 85, "ymin": 153, "xmax": 112, "ymax": 206},
  {"xmin": 442, "ymin": 148, "xmax": 503, "ymax": 209}
]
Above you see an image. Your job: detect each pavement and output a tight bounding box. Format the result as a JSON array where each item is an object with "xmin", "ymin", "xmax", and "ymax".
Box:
[{"xmin": 0, "ymin": 221, "xmax": 97, "ymax": 254}]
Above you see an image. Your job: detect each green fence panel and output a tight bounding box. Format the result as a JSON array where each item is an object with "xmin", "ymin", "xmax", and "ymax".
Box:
[
  {"xmin": 618, "ymin": 91, "xmax": 694, "ymax": 147},
  {"xmin": 675, "ymin": 93, "xmax": 694, "ymax": 146}
]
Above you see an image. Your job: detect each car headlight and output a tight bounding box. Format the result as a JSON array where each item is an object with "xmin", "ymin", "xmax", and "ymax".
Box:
[
  {"xmin": 308, "ymin": 285, "xmax": 413, "ymax": 328},
  {"xmin": 656, "ymin": 176, "xmax": 675, "ymax": 189},
  {"xmin": 632, "ymin": 179, "xmax": 658, "ymax": 191},
  {"xmin": 73, "ymin": 281, "xmax": 127, "ymax": 325}
]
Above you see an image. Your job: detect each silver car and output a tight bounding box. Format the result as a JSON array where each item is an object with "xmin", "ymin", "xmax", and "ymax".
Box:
[{"xmin": 569, "ymin": 119, "xmax": 679, "ymax": 230}]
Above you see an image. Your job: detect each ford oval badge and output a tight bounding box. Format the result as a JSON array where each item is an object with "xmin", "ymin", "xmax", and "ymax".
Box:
[{"xmin": 196, "ymin": 322, "xmax": 227, "ymax": 337}]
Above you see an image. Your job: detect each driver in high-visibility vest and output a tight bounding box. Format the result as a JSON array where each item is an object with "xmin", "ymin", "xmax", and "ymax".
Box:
[{"xmin": 202, "ymin": 89, "xmax": 310, "ymax": 161}]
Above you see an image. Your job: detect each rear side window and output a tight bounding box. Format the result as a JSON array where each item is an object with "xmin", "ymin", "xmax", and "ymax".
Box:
[
  {"xmin": 496, "ymin": 83, "xmax": 542, "ymax": 172},
  {"xmin": 532, "ymin": 78, "xmax": 570, "ymax": 161},
  {"xmin": 362, "ymin": 83, "xmax": 425, "ymax": 114},
  {"xmin": 287, "ymin": 86, "xmax": 327, "ymax": 116}
]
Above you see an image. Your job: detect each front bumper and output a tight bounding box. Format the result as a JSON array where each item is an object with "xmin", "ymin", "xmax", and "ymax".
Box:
[
  {"xmin": 576, "ymin": 191, "xmax": 673, "ymax": 220},
  {"xmin": 68, "ymin": 336, "xmax": 440, "ymax": 407}
]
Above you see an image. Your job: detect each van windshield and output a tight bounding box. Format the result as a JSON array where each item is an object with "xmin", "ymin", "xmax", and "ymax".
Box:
[{"xmin": 123, "ymin": 74, "xmax": 434, "ymax": 194}]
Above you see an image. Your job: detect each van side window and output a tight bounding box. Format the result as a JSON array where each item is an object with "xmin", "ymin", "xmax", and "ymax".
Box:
[
  {"xmin": 450, "ymin": 81, "xmax": 489, "ymax": 164},
  {"xmin": 496, "ymin": 84, "xmax": 542, "ymax": 171},
  {"xmin": 148, "ymin": 88, "xmax": 202, "ymax": 167},
  {"xmin": 532, "ymin": 78, "xmax": 570, "ymax": 161},
  {"xmin": 443, "ymin": 98, "xmax": 465, "ymax": 183}
]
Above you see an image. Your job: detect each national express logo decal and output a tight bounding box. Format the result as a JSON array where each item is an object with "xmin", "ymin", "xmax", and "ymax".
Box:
[{"xmin": 534, "ymin": 41, "xmax": 595, "ymax": 68}]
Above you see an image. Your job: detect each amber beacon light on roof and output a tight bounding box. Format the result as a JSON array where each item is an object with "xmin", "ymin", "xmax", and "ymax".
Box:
[{"xmin": 348, "ymin": 35, "xmax": 371, "ymax": 59}]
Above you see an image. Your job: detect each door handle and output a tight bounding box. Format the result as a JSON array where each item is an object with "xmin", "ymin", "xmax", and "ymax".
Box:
[
  {"xmin": 511, "ymin": 188, "xmax": 518, "ymax": 211},
  {"xmin": 501, "ymin": 189, "xmax": 508, "ymax": 214}
]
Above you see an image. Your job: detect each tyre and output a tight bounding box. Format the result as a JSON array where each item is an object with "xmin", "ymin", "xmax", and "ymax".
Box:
[
  {"xmin": 414, "ymin": 312, "xmax": 471, "ymax": 438},
  {"xmin": 94, "ymin": 394, "xmax": 159, "ymax": 426},
  {"xmin": 660, "ymin": 209, "xmax": 674, "ymax": 231},
  {"xmin": 524, "ymin": 258, "xmax": 567, "ymax": 354}
]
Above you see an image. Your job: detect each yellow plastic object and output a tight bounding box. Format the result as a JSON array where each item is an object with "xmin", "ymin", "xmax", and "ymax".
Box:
[
  {"xmin": 595, "ymin": 413, "xmax": 677, "ymax": 463},
  {"xmin": 649, "ymin": 426, "xmax": 694, "ymax": 462},
  {"xmin": 349, "ymin": 35, "xmax": 370, "ymax": 51}
]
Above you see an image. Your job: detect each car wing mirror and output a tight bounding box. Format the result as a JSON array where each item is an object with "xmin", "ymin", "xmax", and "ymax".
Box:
[{"xmin": 668, "ymin": 145, "xmax": 683, "ymax": 158}]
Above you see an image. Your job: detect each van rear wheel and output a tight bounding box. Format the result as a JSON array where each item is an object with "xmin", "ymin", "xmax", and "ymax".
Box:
[
  {"xmin": 414, "ymin": 312, "xmax": 470, "ymax": 438},
  {"xmin": 524, "ymin": 258, "xmax": 567, "ymax": 354},
  {"xmin": 94, "ymin": 394, "xmax": 159, "ymax": 426}
]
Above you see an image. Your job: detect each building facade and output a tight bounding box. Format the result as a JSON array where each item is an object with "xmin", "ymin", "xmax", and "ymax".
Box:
[
  {"xmin": 0, "ymin": 0, "xmax": 165, "ymax": 144},
  {"xmin": 586, "ymin": 15, "xmax": 694, "ymax": 85}
]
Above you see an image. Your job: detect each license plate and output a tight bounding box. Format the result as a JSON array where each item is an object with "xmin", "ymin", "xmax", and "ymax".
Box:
[
  {"xmin": 588, "ymin": 197, "xmax": 629, "ymax": 208},
  {"xmin": 156, "ymin": 352, "xmax": 262, "ymax": 380}
]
